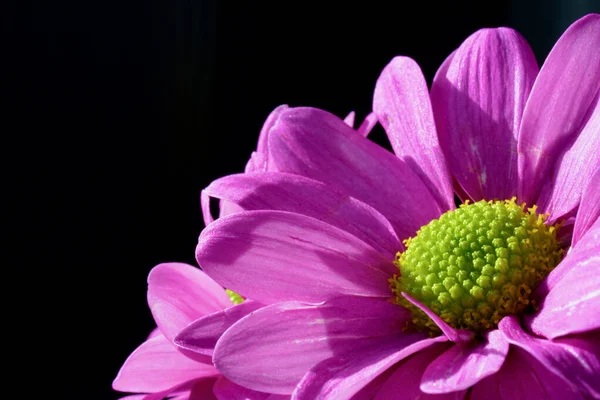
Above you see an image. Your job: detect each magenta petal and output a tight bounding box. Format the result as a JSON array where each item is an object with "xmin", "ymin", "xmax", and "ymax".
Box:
[
  {"xmin": 188, "ymin": 377, "xmax": 219, "ymax": 400},
  {"xmin": 292, "ymin": 335, "xmax": 443, "ymax": 400},
  {"xmin": 267, "ymin": 106, "xmax": 444, "ymax": 241},
  {"xmin": 518, "ymin": 14, "xmax": 600, "ymax": 206},
  {"xmin": 421, "ymin": 330, "xmax": 509, "ymax": 393},
  {"xmin": 175, "ymin": 300, "xmax": 264, "ymax": 357},
  {"xmin": 374, "ymin": 56, "xmax": 454, "ymax": 212},
  {"xmin": 471, "ymin": 347, "xmax": 583, "ymax": 400},
  {"xmin": 401, "ymin": 292, "xmax": 473, "ymax": 343},
  {"xmin": 147, "ymin": 263, "xmax": 231, "ymax": 341},
  {"xmin": 526, "ymin": 229, "xmax": 600, "ymax": 339},
  {"xmin": 343, "ymin": 111, "xmax": 356, "ymax": 127},
  {"xmin": 374, "ymin": 344, "xmax": 466, "ymax": 400},
  {"xmin": 213, "ymin": 377, "xmax": 274, "ymax": 400},
  {"xmin": 257, "ymin": 105, "xmax": 289, "ymax": 161},
  {"xmin": 356, "ymin": 112, "xmax": 377, "ymax": 137},
  {"xmin": 499, "ymin": 315, "xmax": 600, "ymax": 398},
  {"xmin": 197, "ymin": 210, "xmax": 396, "ymax": 303},
  {"xmin": 213, "ymin": 296, "xmax": 411, "ymax": 394},
  {"xmin": 431, "ymin": 27, "xmax": 538, "ymax": 202},
  {"xmin": 203, "ymin": 172, "xmax": 402, "ymax": 258},
  {"xmin": 572, "ymin": 167, "xmax": 600, "ymax": 246},
  {"xmin": 113, "ymin": 334, "xmax": 218, "ymax": 393}
]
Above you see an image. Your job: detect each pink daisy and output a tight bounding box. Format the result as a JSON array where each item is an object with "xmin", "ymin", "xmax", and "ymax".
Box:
[
  {"xmin": 188, "ymin": 14, "xmax": 600, "ymax": 399},
  {"xmin": 113, "ymin": 262, "xmax": 287, "ymax": 400}
]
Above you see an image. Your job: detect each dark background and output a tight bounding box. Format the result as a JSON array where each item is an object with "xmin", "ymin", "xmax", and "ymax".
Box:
[{"xmin": 11, "ymin": 0, "xmax": 598, "ymax": 398}]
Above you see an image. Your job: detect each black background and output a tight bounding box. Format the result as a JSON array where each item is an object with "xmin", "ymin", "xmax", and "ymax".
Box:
[{"xmin": 11, "ymin": 1, "xmax": 598, "ymax": 398}]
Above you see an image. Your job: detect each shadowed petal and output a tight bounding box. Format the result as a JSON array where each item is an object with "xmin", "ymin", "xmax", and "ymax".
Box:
[
  {"xmin": 374, "ymin": 56, "xmax": 454, "ymax": 211},
  {"xmin": 267, "ymin": 106, "xmax": 444, "ymax": 242},
  {"xmin": 213, "ymin": 377, "xmax": 276, "ymax": 400},
  {"xmin": 375, "ymin": 345, "xmax": 467, "ymax": 400},
  {"xmin": 203, "ymin": 172, "xmax": 402, "ymax": 258},
  {"xmin": 197, "ymin": 210, "xmax": 396, "ymax": 303},
  {"xmin": 292, "ymin": 335, "xmax": 443, "ymax": 400},
  {"xmin": 147, "ymin": 263, "xmax": 231, "ymax": 341},
  {"xmin": 431, "ymin": 27, "xmax": 538, "ymax": 201},
  {"xmin": 213, "ymin": 297, "xmax": 411, "ymax": 395},
  {"xmin": 572, "ymin": 167, "xmax": 600, "ymax": 246},
  {"xmin": 175, "ymin": 300, "xmax": 264, "ymax": 357},
  {"xmin": 113, "ymin": 334, "xmax": 218, "ymax": 393},
  {"xmin": 518, "ymin": 14, "xmax": 600, "ymax": 206},
  {"xmin": 421, "ymin": 330, "xmax": 509, "ymax": 393},
  {"xmin": 471, "ymin": 347, "xmax": 583, "ymax": 400},
  {"xmin": 499, "ymin": 316, "xmax": 600, "ymax": 398}
]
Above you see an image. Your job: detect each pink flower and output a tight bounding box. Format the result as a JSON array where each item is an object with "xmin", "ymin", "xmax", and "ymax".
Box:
[
  {"xmin": 191, "ymin": 14, "xmax": 600, "ymax": 399},
  {"xmin": 113, "ymin": 262, "xmax": 287, "ymax": 400}
]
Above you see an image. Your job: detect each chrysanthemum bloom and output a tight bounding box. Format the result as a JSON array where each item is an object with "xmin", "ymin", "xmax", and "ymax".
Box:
[
  {"xmin": 188, "ymin": 14, "xmax": 600, "ymax": 399},
  {"xmin": 113, "ymin": 262, "xmax": 287, "ymax": 400}
]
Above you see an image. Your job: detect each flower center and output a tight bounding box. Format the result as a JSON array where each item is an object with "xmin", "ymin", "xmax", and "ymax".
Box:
[
  {"xmin": 390, "ymin": 198, "xmax": 563, "ymax": 333},
  {"xmin": 226, "ymin": 289, "xmax": 244, "ymax": 305}
]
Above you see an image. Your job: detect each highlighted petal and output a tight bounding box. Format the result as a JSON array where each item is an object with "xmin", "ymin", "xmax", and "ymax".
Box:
[
  {"xmin": 343, "ymin": 111, "xmax": 356, "ymax": 127},
  {"xmin": 113, "ymin": 334, "xmax": 218, "ymax": 393},
  {"xmin": 357, "ymin": 112, "xmax": 377, "ymax": 137},
  {"xmin": 431, "ymin": 28, "xmax": 538, "ymax": 202},
  {"xmin": 267, "ymin": 106, "xmax": 444, "ymax": 242},
  {"xmin": 374, "ymin": 56, "xmax": 454, "ymax": 211},
  {"xmin": 518, "ymin": 14, "xmax": 600, "ymax": 206},
  {"xmin": 375, "ymin": 345, "xmax": 466, "ymax": 400},
  {"xmin": 213, "ymin": 297, "xmax": 411, "ymax": 394},
  {"xmin": 499, "ymin": 315, "xmax": 600, "ymax": 398},
  {"xmin": 572, "ymin": 167, "xmax": 600, "ymax": 246},
  {"xmin": 147, "ymin": 263, "xmax": 231, "ymax": 341},
  {"xmin": 421, "ymin": 330, "xmax": 509, "ymax": 393},
  {"xmin": 175, "ymin": 300, "xmax": 264, "ymax": 357},
  {"xmin": 197, "ymin": 211, "xmax": 396, "ymax": 303},
  {"xmin": 203, "ymin": 172, "xmax": 402, "ymax": 258}
]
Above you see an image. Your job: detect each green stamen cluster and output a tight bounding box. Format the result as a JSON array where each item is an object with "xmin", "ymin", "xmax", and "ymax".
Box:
[
  {"xmin": 390, "ymin": 198, "xmax": 563, "ymax": 333},
  {"xmin": 226, "ymin": 289, "xmax": 244, "ymax": 305}
]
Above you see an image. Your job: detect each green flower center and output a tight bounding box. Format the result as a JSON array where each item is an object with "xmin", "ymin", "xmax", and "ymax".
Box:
[
  {"xmin": 390, "ymin": 199, "xmax": 563, "ymax": 333},
  {"xmin": 226, "ymin": 289, "xmax": 244, "ymax": 305}
]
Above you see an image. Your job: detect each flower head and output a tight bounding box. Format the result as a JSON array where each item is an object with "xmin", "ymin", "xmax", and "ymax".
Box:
[{"xmin": 193, "ymin": 14, "xmax": 600, "ymax": 399}]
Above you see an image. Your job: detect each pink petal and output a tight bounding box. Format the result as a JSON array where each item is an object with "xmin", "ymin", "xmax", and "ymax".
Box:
[
  {"xmin": 537, "ymin": 93, "xmax": 600, "ymax": 223},
  {"xmin": 572, "ymin": 167, "xmax": 600, "ymax": 246},
  {"xmin": 147, "ymin": 263, "xmax": 231, "ymax": 341},
  {"xmin": 257, "ymin": 105, "xmax": 289, "ymax": 162},
  {"xmin": 526, "ymin": 228, "xmax": 600, "ymax": 339},
  {"xmin": 203, "ymin": 172, "xmax": 402, "ymax": 258},
  {"xmin": 518, "ymin": 14, "xmax": 600, "ymax": 206},
  {"xmin": 401, "ymin": 292, "xmax": 473, "ymax": 343},
  {"xmin": 113, "ymin": 334, "xmax": 218, "ymax": 393},
  {"xmin": 213, "ymin": 377, "xmax": 276, "ymax": 400},
  {"xmin": 374, "ymin": 345, "xmax": 467, "ymax": 400},
  {"xmin": 420, "ymin": 330, "xmax": 509, "ymax": 393},
  {"xmin": 188, "ymin": 377, "xmax": 219, "ymax": 400},
  {"xmin": 431, "ymin": 27, "xmax": 538, "ymax": 202},
  {"xmin": 499, "ymin": 315, "xmax": 600, "ymax": 398},
  {"xmin": 343, "ymin": 111, "xmax": 356, "ymax": 127},
  {"xmin": 197, "ymin": 210, "xmax": 396, "ymax": 304},
  {"xmin": 213, "ymin": 296, "xmax": 411, "ymax": 394},
  {"xmin": 267, "ymin": 106, "xmax": 444, "ymax": 242},
  {"xmin": 292, "ymin": 336, "xmax": 445, "ymax": 400},
  {"xmin": 374, "ymin": 56, "xmax": 454, "ymax": 211},
  {"xmin": 356, "ymin": 112, "xmax": 377, "ymax": 137},
  {"xmin": 471, "ymin": 347, "xmax": 583, "ymax": 400},
  {"xmin": 175, "ymin": 300, "xmax": 264, "ymax": 357}
]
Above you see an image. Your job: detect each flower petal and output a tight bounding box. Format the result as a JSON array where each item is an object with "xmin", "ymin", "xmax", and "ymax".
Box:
[
  {"xmin": 197, "ymin": 210, "xmax": 396, "ymax": 303},
  {"xmin": 213, "ymin": 377, "xmax": 274, "ymax": 400},
  {"xmin": 213, "ymin": 296, "xmax": 411, "ymax": 394},
  {"xmin": 292, "ymin": 335, "xmax": 443, "ymax": 400},
  {"xmin": 344, "ymin": 111, "xmax": 356, "ymax": 127},
  {"xmin": 147, "ymin": 263, "xmax": 231, "ymax": 341},
  {"xmin": 203, "ymin": 172, "xmax": 402, "ymax": 258},
  {"xmin": 401, "ymin": 292, "xmax": 473, "ymax": 343},
  {"xmin": 471, "ymin": 347, "xmax": 584, "ymax": 400},
  {"xmin": 499, "ymin": 315, "xmax": 600, "ymax": 398},
  {"xmin": 526, "ymin": 228, "xmax": 600, "ymax": 339},
  {"xmin": 420, "ymin": 330, "xmax": 509, "ymax": 393},
  {"xmin": 175, "ymin": 300, "xmax": 264, "ymax": 357},
  {"xmin": 374, "ymin": 345, "xmax": 467, "ymax": 400},
  {"xmin": 357, "ymin": 112, "xmax": 377, "ymax": 137},
  {"xmin": 518, "ymin": 14, "xmax": 600, "ymax": 206},
  {"xmin": 188, "ymin": 377, "xmax": 219, "ymax": 400},
  {"xmin": 267, "ymin": 106, "xmax": 444, "ymax": 241},
  {"xmin": 113, "ymin": 334, "xmax": 218, "ymax": 393},
  {"xmin": 572, "ymin": 167, "xmax": 600, "ymax": 246},
  {"xmin": 431, "ymin": 28, "xmax": 538, "ymax": 201},
  {"xmin": 374, "ymin": 56, "xmax": 454, "ymax": 211}
]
